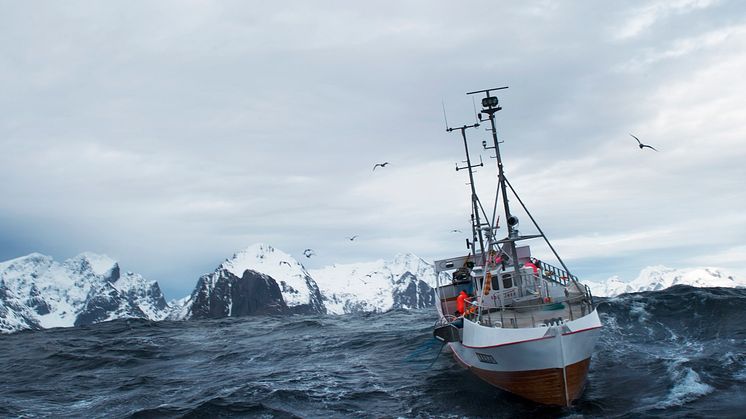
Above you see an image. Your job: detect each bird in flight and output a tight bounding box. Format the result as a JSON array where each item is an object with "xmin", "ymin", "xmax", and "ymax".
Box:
[
  {"xmin": 450, "ymin": 229, "xmax": 462, "ymax": 233},
  {"xmin": 279, "ymin": 261, "xmax": 291, "ymax": 267},
  {"xmin": 372, "ymin": 162, "xmax": 390, "ymax": 171},
  {"xmin": 346, "ymin": 235, "xmax": 359, "ymax": 241},
  {"xmin": 630, "ymin": 134, "xmax": 658, "ymax": 151},
  {"xmin": 303, "ymin": 249, "xmax": 315, "ymax": 258}
]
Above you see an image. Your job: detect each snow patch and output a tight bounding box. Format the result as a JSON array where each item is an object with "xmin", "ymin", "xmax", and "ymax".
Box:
[
  {"xmin": 76, "ymin": 252, "xmax": 117, "ymax": 277},
  {"xmin": 310, "ymin": 253, "xmax": 436, "ymax": 314}
]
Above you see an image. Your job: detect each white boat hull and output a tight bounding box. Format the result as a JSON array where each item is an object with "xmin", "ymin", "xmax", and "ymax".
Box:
[{"xmin": 449, "ymin": 308, "xmax": 602, "ymax": 406}]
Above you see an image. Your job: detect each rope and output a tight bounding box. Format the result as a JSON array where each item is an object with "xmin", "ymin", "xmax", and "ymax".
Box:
[{"xmin": 404, "ymin": 337, "xmax": 447, "ymax": 370}]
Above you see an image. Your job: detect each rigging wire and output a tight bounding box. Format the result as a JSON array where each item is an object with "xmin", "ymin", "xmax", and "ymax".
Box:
[
  {"xmin": 503, "ymin": 176, "xmax": 579, "ymax": 285},
  {"xmin": 491, "ymin": 177, "xmax": 501, "ymax": 231}
]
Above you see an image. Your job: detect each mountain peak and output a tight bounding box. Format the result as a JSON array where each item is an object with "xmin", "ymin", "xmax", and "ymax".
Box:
[
  {"xmin": 391, "ymin": 252, "xmax": 424, "ymax": 264},
  {"xmin": 70, "ymin": 252, "xmax": 118, "ymax": 277},
  {"xmin": 0, "ymin": 253, "xmax": 54, "ymax": 270},
  {"xmin": 222, "ymin": 243, "xmax": 299, "ymax": 278}
]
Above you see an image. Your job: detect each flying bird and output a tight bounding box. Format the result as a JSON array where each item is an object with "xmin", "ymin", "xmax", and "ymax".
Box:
[
  {"xmin": 450, "ymin": 229, "xmax": 462, "ymax": 233},
  {"xmin": 279, "ymin": 261, "xmax": 291, "ymax": 267},
  {"xmin": 303, "ymin": 249, "xmax": 315, "ymax": 258},
  {"xmin": 372, "ymin": 162, "xmax": 390, "ymax": 171},
  {"xmin": 346, "ymin": 235, "xmax": 359, "ymax": 241},
  {"xmin": 630, "ymin": 134, "xmax": 658, "ymax": 151}
]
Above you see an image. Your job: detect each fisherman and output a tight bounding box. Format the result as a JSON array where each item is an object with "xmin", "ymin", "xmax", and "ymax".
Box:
[
  {"xmin": 524, "ymin": 260, "xmax": 539, "ymax": 274},
  {"xmin": 456, "ymin": 290, "xmax": 471, "ymax": 316},
  {"xmin": 494, "ymin": 252, "xmax": 508, "ymax": 269},
  {"xmin": 455, "ymin": 290, "xmax": 467, "ymax": 316}
]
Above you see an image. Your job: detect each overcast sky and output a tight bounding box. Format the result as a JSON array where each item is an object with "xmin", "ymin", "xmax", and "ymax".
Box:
[{"xmin": 1, "ymin": 1, "xmax": 745, "ymax": 299}]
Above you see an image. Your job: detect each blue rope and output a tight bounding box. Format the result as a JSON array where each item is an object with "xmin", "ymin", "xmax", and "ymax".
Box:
[{"xmin": 404, "ymin": 337, "xmax": 447, "ymax": 369}]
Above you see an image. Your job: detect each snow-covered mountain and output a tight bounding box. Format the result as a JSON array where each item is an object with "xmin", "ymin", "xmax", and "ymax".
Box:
[
  {"xmin": 172, "ymin": 246, "xmax": 437, "ymax": 318},
  {"xmin": 6, "ymin": 245, "xmax": 746, "ymax": 333},
  {"xmin": 310, "ymin": 253, "xmax": 436, "ymax": 314},
  {"xmin": 172, "ymin": 244, "xmax": 325, "ymax": 319},
  {"xmin": 0, "ymin": 252, "xmax": 169, "ymax": 333},
  {"xmin": 585, "ymin": 265, "xmax": 746, "ymax": 297}
]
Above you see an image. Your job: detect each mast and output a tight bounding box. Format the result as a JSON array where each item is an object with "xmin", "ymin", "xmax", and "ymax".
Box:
[
  {"xmin": 467, "ymin": 87, "xmax": 522, "ymax": 275},
  {"xmin": 467, "ymin": 86, "xmax": 580, "ymax": 286},
  {"xmin": 449, "ymin": 123, "xmax": 485, "ymax": 258}
]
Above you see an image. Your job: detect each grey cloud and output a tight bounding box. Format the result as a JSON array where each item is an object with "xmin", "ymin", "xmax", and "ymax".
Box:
[{"xmin": 1, "ymin": 1, "xmax": 744, "ymax": 298}]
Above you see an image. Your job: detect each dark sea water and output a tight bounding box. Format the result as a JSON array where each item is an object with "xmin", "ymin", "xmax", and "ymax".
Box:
[{"xmin": 1, "ymin": 285, "xmax": 745, "ymax": 418}]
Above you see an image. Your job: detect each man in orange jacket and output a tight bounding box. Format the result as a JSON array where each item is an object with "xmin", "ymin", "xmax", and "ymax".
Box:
[{"xmin": 456, "ymin": 290, "xmax": 469, "ymax": 316}]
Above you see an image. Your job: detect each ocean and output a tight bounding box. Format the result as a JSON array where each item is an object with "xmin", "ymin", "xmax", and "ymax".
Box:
[{"xmin": 1, "ymin": 285, "xmax": 744, "ymax": 418}]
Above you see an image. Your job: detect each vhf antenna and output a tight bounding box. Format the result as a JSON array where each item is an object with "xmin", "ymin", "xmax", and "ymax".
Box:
[
  {"xmin": 441, "ymin": 101, "xmax": 450, "ymax": 131},
  {"xmin": 448, "ymin": 122, "xmax": 485, "ymax": 258}
]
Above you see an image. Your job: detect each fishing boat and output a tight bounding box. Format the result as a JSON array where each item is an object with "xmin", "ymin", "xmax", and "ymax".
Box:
[{"xmin": 432, "ymin": 87, "xmax": 602, "ymax": 406}]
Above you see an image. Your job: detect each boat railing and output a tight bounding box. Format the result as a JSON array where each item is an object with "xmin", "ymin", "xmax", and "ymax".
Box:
[
  {"xmin": 464, "ymin": 274, "xmax": 594, "ymax": 329},
  {"xmin": 534, "ymin": 259, "xmax": 578, "ymax": 287}
]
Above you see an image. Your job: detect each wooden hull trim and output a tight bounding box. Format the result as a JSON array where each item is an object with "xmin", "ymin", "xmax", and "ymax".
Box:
[{"xmin": 451, "ymin": 348, "xmax": 591, "ymax": 406}]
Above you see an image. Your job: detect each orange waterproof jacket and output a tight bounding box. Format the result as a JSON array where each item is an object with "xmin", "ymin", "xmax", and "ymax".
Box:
[{"xmin": 456, "ymin": 291, "xmax": 468, "ymax": 313}]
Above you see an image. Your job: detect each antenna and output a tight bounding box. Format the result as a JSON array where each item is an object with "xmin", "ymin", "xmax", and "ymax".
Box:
[
  {"xmin": 441, "ymin": 101, "xmax": 450, "ymax": 131},
  {"xmin": 466, "ymin": 86, "xmax": 509, "ymax": 96},
  {"xmin": 471, "ymin": 96, "xmax": 479, "ymax": 125},
  {"xmin": 449, "ymin": 122, "xmax": 486, "ymax": 257}
]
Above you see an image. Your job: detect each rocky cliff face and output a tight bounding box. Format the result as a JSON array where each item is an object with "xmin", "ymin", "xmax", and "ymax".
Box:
[
  {"xmin": 171, "ymin": 244, "xmax": 325, "ymax": 320},
  {"xmin": 392, "ymin": 271, "xmax": 436, "ymax": 310},
  {"xmin": 180, "ymin": 268, "xmax": 289, "ymax": 319},
  {"xmin": 219, "ymin": 244, "xmax": 326, "ymax": 315},
  {"xmin": 0, "ymin": 252, "xmax": 170, "ymax": 333}
]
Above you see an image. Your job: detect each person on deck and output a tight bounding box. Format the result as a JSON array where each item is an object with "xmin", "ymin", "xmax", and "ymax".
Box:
[{"xmin": 456, "ymin": 290, "xmax": 470, "ymax": 316}]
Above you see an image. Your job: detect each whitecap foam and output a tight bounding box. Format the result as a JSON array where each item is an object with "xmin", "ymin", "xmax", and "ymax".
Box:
[
  {"xmin": 629, "ymin": 300, "xmax": 650, "ymax": 323},
  {"xmin": 655, "ymin": 364, "xmax": 714, "ymax": 409}
]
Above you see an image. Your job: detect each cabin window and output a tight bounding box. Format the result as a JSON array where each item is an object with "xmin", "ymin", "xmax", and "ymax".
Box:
[
  {"xmin": 491, "ymin": 275, "xmax": 500, "ymax": 290},
  {"xmin": 502, "ymin": 274, "xmax": 513, "ymax": 289}
]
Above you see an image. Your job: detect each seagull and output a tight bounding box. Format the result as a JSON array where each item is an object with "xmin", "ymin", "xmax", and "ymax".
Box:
[
  {"xmin": 279, "ymin": 261, "xmax": 291, "ymax": 267},
  {"xmin": 303, "ymin": 249, "xmax": 315, "ymax": 258},
  {"xmin": 372, "ymin": 162, "xmax": 390, "ymax": 171},
  {"xmin": 450, "ymin": 229, "xmax": 462, "ymax": 233},
  {"xmin": 346, "ymin": 235, "xmax": 359, "ymax": 241},
  {"xmin": 630, "ymin": 134, "xmax": 658, "ymax": 151}
]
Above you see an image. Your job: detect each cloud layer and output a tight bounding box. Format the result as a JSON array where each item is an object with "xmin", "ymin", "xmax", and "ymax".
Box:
[{"xmin": 1, "ymin": 1, "xmax": 744, "ymax": 298}]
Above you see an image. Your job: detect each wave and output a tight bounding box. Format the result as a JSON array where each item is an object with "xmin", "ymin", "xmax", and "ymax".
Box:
[{"xmin": 1, "ymin": 285, "xmax": 745, "ymax": 418}]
